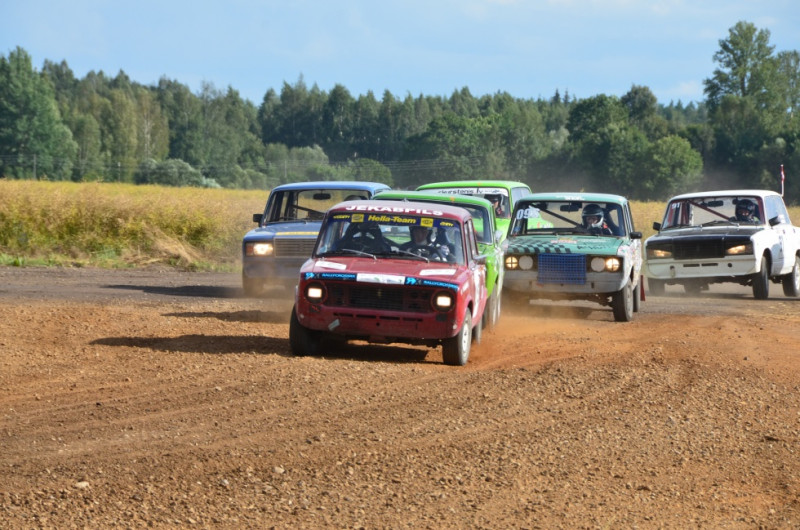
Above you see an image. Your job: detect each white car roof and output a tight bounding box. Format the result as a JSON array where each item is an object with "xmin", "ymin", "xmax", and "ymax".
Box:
[{"xmin": 668, "ymin": 189, "xmax": 780, "ymax": 201}]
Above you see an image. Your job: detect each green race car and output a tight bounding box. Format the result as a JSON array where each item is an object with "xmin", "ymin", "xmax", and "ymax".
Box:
[
  {"xmin": 503, "ymin": 192, "xmax": 643, "ymax": 322},
  {"xmin": 416, "ymin": 180, "xmax": 532, "ymax": 238},
  {"xmin": 374, "ymin": 190, "xmax": 505, "ymax": 328}
]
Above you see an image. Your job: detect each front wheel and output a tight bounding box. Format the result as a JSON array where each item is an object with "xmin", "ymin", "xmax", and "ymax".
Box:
[
  {"xmin": 752, "ymin": 255, "xmax": 770, "ymax": 300},
  {"xmin": 289, "ymin": 306, "xmax": 324, "ymax": 356},
  {"xmin": 612, "ymin": 282, "xmax": 634, "ymax": 322},
  {"xmin": 442, "ymin": 309, "xmax": 472, "ymax": 366},
  {"xmin": 781, "ymin": 254, "xmax": 800, "ymax": 297},
  {"xmin": 648, "ymin": 278, "xmax": 665, "ymax": 296},
  {"xmin": 242, "ymin": 274, "xmax": 264, "ymax": 297},
  {"xmin": 632, "ymin": 278, "xmax": 641, "ymax": 312}
]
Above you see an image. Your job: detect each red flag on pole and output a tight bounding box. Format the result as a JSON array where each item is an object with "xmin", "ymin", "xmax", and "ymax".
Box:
[{"xmin": 780, "ymin": 164, "xmax": 785, "ymax": 196}]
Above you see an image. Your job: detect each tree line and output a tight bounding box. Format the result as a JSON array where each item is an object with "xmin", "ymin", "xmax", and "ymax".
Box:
[{"xmin": 1, "ymin": 21, "xmax": 798, "ymax": 202}]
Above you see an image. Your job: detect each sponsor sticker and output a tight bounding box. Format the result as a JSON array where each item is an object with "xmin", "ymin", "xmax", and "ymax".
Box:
[{"xmin": 356, "ymin": 273, "xmax": 406, "ymax": 284}]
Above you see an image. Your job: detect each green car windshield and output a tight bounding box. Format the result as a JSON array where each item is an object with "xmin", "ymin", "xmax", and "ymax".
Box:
[{"xmin": 510, "ymin": 200, "xmax": 626, "ymax": 237}]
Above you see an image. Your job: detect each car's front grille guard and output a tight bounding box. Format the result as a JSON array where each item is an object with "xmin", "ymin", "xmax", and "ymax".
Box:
[
  {"xmin": 324, "ymin": 283, "xmax": 436, "ymax": 313},
  {"xmin": 274, "ymin": 237, "xmax": 316, "ymax": 257},
  {"xmin": 537, "ymin": 254, "xmax": 587, "ymax": 285},
  {"xmin": 672, "ymin": 241, "xmax": 725, "ymax": 260}
]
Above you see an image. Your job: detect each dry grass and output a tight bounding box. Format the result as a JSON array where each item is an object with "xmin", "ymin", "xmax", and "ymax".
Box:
[
  {"xmin": 0, "ymin": 180, "xmax": 266, "ymax": 269},
  {"xmin": 1, "ymin": 181, "xmax": 797, "ymax": 269}
]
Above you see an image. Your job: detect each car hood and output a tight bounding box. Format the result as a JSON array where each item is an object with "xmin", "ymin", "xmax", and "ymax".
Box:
[
  {"xmin": 646, "ymin": 226, "xmax": 760, "ymax": 245},
  {"xmin": 301, "ymin": 257, "xmax": 467, "ymax": 290},
  {"xmin": 243, "ymin": 221, "xmax": 322, "ymax": 242},
  {"xmin": 506, "ymin": 234, "xmax": 628, "ymax": 255}
]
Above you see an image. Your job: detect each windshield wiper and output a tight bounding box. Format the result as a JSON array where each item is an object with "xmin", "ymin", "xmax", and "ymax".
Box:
[
  {"xmin": 700, "ymin": 219, "xmax": 737, "ymax": 227},
  {"xmin": 319, "ymin": 249, "xmax": 377, "ymax": 260}
]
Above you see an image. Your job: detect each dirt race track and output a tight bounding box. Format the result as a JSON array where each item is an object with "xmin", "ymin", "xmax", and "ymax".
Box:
[{"xmin": 1, "ymin": 266, "xmax": 799, "ymax": 528}]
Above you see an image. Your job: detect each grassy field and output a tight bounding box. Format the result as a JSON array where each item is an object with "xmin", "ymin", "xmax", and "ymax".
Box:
[
  {"xmin": 0, "ymin": 180, "xmax": 266, "ymax": 270},
  {"xmin": 0, "ymin": 181, "xmax": 796, "ymax": 269}
]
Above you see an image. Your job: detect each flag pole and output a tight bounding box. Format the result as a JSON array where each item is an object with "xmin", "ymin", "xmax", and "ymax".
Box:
[{"xmin": 780, "ymin": 164, "xmax": 785, "ymax": 197}]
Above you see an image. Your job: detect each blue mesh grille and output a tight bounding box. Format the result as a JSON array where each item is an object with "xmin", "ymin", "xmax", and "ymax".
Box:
[{"xmin": 538, "ymin": 254, "xmax": 586, "ymax": 284}]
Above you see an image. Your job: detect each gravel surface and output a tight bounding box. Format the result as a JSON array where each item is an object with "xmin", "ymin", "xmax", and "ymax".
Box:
[{"xmin": 1, "ymin": 266, "xmax": 799, "ymax": 528}]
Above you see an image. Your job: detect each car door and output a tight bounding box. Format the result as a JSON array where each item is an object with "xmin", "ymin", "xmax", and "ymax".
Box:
[{"xmin": 766, "ymin": 195, "xmax": 796, "ymax": 274}]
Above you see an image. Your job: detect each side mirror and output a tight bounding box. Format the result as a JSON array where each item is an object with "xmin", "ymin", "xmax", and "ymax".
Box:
[
  {"xmin": 630, "ymin": 231, "xmax": 642, "ymax": 240},
  {"xmin": 769, "ymin": 215, "xmax": 785, "ymax": 226},
  {"xmin": 253, "ymin": 213, "xmax": 263, "ymax": 224},
  {"xmin": 652, "ymin": 222, "xmax": 662, "ymax": 231}
]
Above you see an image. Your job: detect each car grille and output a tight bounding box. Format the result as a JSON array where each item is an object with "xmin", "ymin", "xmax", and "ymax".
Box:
[
  {"xmin": 537, "ymin": 253, "xmax": 586, "ymax": 284},
  {"xmin": 672, "ymin": 240, "xmax": 724, "ymax": 260},
  {"xmin": 274, "ymin": 237, "xmax": 316, "ymax": 257},
  {"xmin": 326, "ymin": 284, "xmax": 433, "ymax": 312}
]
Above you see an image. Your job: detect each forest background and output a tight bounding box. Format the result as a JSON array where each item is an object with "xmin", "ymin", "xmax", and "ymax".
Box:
[{"xmin": 1, "ymin": 21, "xmax": 799, "ymax": 204}]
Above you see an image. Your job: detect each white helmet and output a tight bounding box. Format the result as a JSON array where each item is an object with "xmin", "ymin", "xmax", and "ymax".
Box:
[{"xmin": 582, "ymin": 204, "xmax": 604, "ymax": 229}]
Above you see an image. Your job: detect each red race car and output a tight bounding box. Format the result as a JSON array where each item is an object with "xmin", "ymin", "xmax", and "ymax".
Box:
[{"xmin": 290, "ymin": 200, "xmax": 487, "ymax": 365}]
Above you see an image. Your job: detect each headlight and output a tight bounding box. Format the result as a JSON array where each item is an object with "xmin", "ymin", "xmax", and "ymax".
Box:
[
  {"xmin": 646, "ymin": 248, "xmax": 672, "ymax": 259},
  {"xmin": 518, "ymin": 255, "xmax": 534, "ymax": 271},
  {"xmin": 432, "ymin": 292, "xmax": 454, "ymax": 311},
  {"xmin": 725, "ymin": 243, "xmax": 753, "ymax": 255},
  {"xmin": 590, "ymin": 256, "xmax": 621, "ymax": 272},
  {"xmin": 245, "ymin": 242, "xmax": 274, "ymax": 256},
  {"xmin": 505, "ymin": 256, "xmax": 519, "ymax": 270},
  {"xmin": 305, "ymin": 283, "xmax": 325, "ymax": 302}
]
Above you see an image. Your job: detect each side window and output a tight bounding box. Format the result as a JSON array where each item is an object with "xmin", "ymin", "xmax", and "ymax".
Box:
[
  {"xmin": 511, "ymin": 187, "xmax": 529, "ymax": 206},
  {"xmin": 464, "ymin": 221, "xmax": 478, "ymax": 259},
  {"xmin": 766, "ymin": 196, "xmax": 790, "ymax": 224}
]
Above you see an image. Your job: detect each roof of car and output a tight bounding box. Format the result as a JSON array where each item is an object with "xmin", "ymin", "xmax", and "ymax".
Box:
[
  {"xmin": 374, "ymin": 190, "xmax": 495, "ymax": 210},
  {"xmin": 329, "ymin": 199, "xmax": 474, "ymax": 221},
  {"xmin": 518, "ymin": 192, "xmax": 629, "ymax": 204},
  {"xmin": 666, "ymin": 189, "xmax": 781, "ymax": 200},
  {"xmin": 416, "ymin": 180, "xmax": 530, "ymax": 190},
  {"xmin": 270, "ymin": 181, "xmax": 391, "ymax": 192}
]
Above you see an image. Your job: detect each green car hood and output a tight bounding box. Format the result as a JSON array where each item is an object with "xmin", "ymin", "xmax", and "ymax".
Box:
[{"xmin": 506, "ymin": 235, "xmax": 626, "ymax": 256}]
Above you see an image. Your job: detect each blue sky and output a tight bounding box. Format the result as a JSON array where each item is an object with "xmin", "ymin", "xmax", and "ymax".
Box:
[{"xmin": 2, "ymin": 0, "xmax": 798, "ymax": 106}]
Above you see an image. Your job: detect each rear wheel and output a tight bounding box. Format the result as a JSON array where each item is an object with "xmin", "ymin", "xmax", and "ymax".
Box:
[
  {"xmin": 612, "ymin": 282, "xmax": 634, "ymax": 322},
  {"xmin": 442, "ymin": 309, "xmax": 472, "ymax": 366},
  {"xmin": 482, "ymin": 288, "xmax": 500, "ymax": 329},
  {"xmin": 781, "ymin": 255, "xmax": 800, "ymax": 297},
  {"xmin": 752, "ymin": 255, "xmax": 770, "ymax": 300},
  {"xmin": 289, "ymin": 306, "xmax": 324, "ymax": 356},
  {"xmin": 472, "ymin": 310, "xmax": 483, "ymax": 345}
]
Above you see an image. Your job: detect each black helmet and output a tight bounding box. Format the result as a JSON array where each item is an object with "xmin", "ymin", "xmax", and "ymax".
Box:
[
  {"xmin": 735, "ymin": 199, "xmax": 756, "ymax": 221},
  {"xmin": 485, "ymin": 194, "xmax": 502, "ymax": 203},
  {"xmin": 582, "ymin": 204, "xmax": 604, "ymax": 228}
]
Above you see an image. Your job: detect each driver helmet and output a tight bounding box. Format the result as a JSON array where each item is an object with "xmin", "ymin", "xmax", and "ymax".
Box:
[
  {"xmin": 410, "ymin": 225, "xmax": 432, "ymax": 244},
  {"xmin": 582, "ymin": 204, "xmax": 605, "ymax": 228},
  {"xmin": 735, "ymin": 199, "xmax": 756, "ymax": 221},
  {"xmin": 485, "ymin": 194, "xmax": 502, "ymax": 205}
]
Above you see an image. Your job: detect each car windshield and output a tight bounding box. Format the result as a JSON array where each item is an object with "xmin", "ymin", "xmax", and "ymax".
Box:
[
  {"xmin": 421, "ymin": 187, "xmax": 511, "ymax": 219},
  {"xmin": 509, "ymin": 200, "xmax": 626, "ymax": 237},
  {"xmin": 660, "ymin": 196, "xmax": 763, "ymax": 229},
  {"xmin": 315, "ymin": 211, "xmax": 465, "ymax": 265},
  {"xmin": 263, "ymin": 189, "xmax": 369, "ymax": 223}
]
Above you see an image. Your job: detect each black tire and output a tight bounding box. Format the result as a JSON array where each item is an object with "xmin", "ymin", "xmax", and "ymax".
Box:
[
  {"xmin": 781, "ymin": 254, "xmax": 800, "ymax": 297},
  {"xmin": 752, "ymin": 255, "xmax": 770, "ymax": 300},
  {"xmin": 289, "ymin": 306, "xmax": 324, "ymax": 356},
  {"xmin": 482, "ymin": 288, "xmax": 500, "ymax": 329},
  {"xmin": 472, "ymin": 309, "xmax": 483, "ymax": 345},
  {"xmin": 612, "ymin": 282, "xmax": 634, "ymax": 322},
  {"xmin": 242, "ymin": 273, "xmax": 264, "ymax": 297},
  {"xmin": 442, "ymin": 309, "xmax": 472, "ymax": 366},
  {"xmin": 648, "ymin": 278, "xmax": 665, "ymax": 296},
  {"xmin": 632, "ymin": 278, "xmax": 641, "ymax": 312}
]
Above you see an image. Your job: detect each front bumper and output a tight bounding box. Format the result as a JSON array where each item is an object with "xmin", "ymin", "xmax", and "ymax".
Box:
[
  {"xmin": 645, "ymin": 256, "xmax": 757, "ymax": 280},
  {"xmin": 295, "ymin": 302, "xmax": 460, "ymax": 342},
  {"xmin": 504, "ymin": 269, "xmax": 627, "ymax": 295}
]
